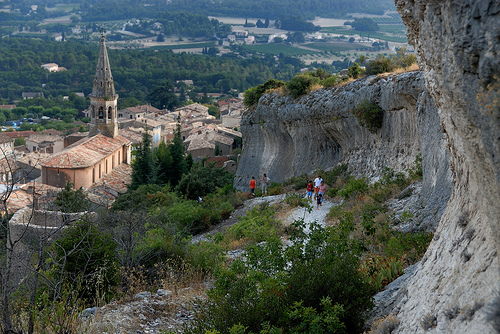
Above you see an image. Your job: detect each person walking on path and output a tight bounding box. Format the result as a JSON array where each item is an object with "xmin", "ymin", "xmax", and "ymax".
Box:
[
  {"xmin": 314, "ymin": 175, "xmax": 323, "ymax": 199},
  {"xmin": 318, "ymin": 181, "xmax": 326, "ymax": 206},
  {"xmin": 250, "ymin": 176, "xmax": 256, "ymax": 196},
  {"xmin": 259, "ymin": 173, "xmax": 270, "ymax": 196},
  {"xmin": 306, "ymin": 180, "xmax": 314, "ymax": 201},
  {"xmin": 316, "ymin": 193, "xmax": 323, "ymax": 209}
]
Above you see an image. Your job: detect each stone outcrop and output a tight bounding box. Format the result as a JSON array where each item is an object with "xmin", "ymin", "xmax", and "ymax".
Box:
[
  {"xmin": 235, "ymin": 71, "xmax": 452, "ymax": 229},
  {"xmin": 391, "ymin": 0, "xmax": 500, "ymax": 333},
  {"xmin": 235, "ymin": 0, "xmax": 499, "ymax": 332}
]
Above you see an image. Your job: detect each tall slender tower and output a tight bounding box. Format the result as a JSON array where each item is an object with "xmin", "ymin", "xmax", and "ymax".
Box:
[{"xmin": 88, "ymin": 32, "xmax": 119, "ymax": 138}]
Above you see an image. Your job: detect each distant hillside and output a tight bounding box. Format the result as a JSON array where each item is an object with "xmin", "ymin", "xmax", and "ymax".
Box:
[{"xmin": 80, "ymin": 0, "xmax": 396, "ymax": 21}]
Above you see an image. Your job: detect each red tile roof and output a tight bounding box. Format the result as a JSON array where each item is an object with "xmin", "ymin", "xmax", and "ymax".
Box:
[
  {"xmin": 3, "ymin": 130, "xmax": 35, "ymax": 139},
  {"xmin": 41, "ymin": 134, "xmax": 130, "ymax": 169}
]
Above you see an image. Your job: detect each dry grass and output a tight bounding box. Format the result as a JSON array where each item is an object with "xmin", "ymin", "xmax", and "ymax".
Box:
[
  {"xmin": 307, "ymin": 83, "xmax": 324, "ymax": 93},
  {"xmin": 267, "ymin": 86, "xmax": 286, "ymax": 96},
  {"xmin": 367, "ymin": 314, "xmax": 400, "ymax": 334}
]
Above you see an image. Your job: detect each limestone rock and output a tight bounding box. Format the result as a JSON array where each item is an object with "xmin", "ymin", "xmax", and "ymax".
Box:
[
  {"xmin": 392, "ymin": 0, "xmax": 500, "ymax": 333},
  {"xmin": 235, "ymin": 71, "xmax": 452, "ymax": 230}
]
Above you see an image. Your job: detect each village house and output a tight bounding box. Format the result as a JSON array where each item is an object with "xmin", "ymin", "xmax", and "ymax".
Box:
[
  {"xmin": 22, "ymin": 92, "xmax": 44, "ymax": 100},
  {"xmin": 0, "ymin": 133, "xmax": 14, "ymax": 157},
  {"xmin": 183, "ymin": 124, "xmax": 241, "ymax": 158},
  {"xmin": 3, "ymin": 130, "xmax": 35, "ymax": 140},
  {"xmin": 116, "ymin": 104, "xmax": 162, "ymax": 120},
  {"xmin": 25, "ymin": 134, "xmax": 64, "ymax": 154},
  {"xmin": 40, "ymin": 63, "xmax": 59, "ymax": 72},
  {"xmin": 40, "ymin": 33, "xmax": 132, "ymax": 189},
  {"xmin": 0, "ymin": 105, "xmax": 16, "ymax": 111}
]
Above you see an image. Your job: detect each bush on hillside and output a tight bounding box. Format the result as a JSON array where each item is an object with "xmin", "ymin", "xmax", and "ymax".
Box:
[
  {"xmin": 286, "ymin": 74, "xmax": 320, "ymax": 99},
  {"xmin": 353, "ymin": 100, "xmax": 384, "ymax": 133},
  {"xmin": 188, "ymin": 220, "xmax": 373, "ymax": 334}
]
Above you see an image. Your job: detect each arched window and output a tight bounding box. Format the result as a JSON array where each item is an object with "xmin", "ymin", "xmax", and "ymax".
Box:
[
  {"xmin": 108, "ymin": 106, "xmax": 112, "ymax": 120},
  {"xmin": 99, "ymin": 107, "xmax": 104, "ymax": 119}
]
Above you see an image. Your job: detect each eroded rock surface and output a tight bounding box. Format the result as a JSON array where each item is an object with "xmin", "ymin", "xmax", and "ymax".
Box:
[
  {"xmin": 392, "ymin": 0, "xmax": 500, "ymax": 333},
  {"xmin": 235, "ymin": 71, "xmax": 452, "ymax": 230}
]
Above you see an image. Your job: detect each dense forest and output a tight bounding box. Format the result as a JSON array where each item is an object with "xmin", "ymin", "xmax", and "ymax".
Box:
[
  {"xmin": 0, "ymin": 37, "xmax": 302, "ymax": 104},
  {"xmin": 2, "ymin": 0, "xmax": 395, "ymax": 22}
]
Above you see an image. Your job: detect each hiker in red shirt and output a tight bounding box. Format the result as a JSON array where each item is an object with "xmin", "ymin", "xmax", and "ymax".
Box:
[
  {"xmin": 306, "ymin": 180, "xmax": 314, "ymax": 201},
  {"xmin": 250, "ymin": 176, "xmax": 256, "ymax": 196}
]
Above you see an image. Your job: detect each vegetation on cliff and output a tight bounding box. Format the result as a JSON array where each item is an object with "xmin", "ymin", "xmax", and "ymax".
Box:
[{"xmin": 243, "ymin": 48, "xmax": 417, "ymax": 109}]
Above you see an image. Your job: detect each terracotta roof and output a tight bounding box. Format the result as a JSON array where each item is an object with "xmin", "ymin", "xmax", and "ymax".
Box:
[
  {"xmin": 119, "ymin": 128, "xmax": 144, "ymax": 145},
  {"xmin": 0, "ymin": 133, "xmax": 13, "ymax": 143},
  {"xmin": 124, "ymin": 105, "xmax": 162, "ymax": 114},
  {"xmin": 41, "ymin": 134, "xmax": 130, "ymax": 169},
  {"xmin": 38, "ymin": 129, "xmax": 64, "ymax": 136},
  {"xmin": 0, "ymin": 105, "xmax": 16, "ymax": 110},
  {"xmin": 3, "ymin": 130, "xmax": 35, "ymax": 139},
  {"xmin": 16, "ymin": 152, "xmax": 51, "ymax": 167},
  {"xmin": 4, "ymin": 182, "xmax": 61, "ymax": 214},
  {"xmin": 86, "ymin": 163, "xmax": 132, "ymax": 207},
  {"xmin": 26, "ymin": 134, "xmax": 63, "ymax": 144},
  {"xmin": 88, "ymin": 163, "xmax": 132, "ymax": 194}
]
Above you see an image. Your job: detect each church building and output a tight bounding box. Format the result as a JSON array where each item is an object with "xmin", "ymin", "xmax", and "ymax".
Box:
[{"xmin": 41, "ymin": 34, "xmax": 132, "ymax": 189}]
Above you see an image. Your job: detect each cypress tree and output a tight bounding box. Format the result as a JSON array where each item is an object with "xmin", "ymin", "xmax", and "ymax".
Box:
[{"xmin": 130, "ymin": 131, "xmax": 156, "ymax": 189}]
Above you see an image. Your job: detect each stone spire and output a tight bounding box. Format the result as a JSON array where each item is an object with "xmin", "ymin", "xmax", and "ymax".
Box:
[
  {"xmin": 91, "ymin": 33, "xmax": 116, "ymax": 99},
  {"xmin": 88, "ymin": 32, "xmax": 119, "ymax": 138}
]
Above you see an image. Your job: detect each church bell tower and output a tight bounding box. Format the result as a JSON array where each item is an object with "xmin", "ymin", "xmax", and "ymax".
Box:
[{"xmin": 88, "ymin": 32, "xmax": 119, "ymax": 138}]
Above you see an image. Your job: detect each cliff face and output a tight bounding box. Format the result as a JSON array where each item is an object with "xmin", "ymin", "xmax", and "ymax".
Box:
[
  {"xmin": 235, "ymin": 0, "xmax": 499, "ymax": 331},
  {"xmin": 235, "ymin": 72, "xmax": 452, "ymax": 228},
  {"xmin": 392, "ymin": 0, "xmax": 500, "ymax": 333}
]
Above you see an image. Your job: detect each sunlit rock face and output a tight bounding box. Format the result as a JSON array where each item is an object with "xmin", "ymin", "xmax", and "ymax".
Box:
[{"xmin": 391, "ymin": 0, "xmax": 500, "ymax": 333}]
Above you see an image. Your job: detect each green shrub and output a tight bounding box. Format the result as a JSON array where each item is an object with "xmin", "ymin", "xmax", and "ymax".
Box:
[
  {"xmin": 408, "ymin": 153, "xmax": 423, "ymax": 180},
  {"xmin": 327, "ymin": 187, "xmax": 339, "ymax": 197},
  {"xmin": 224, "ymin": 205, "xmax": 281, "ymax": 245},
  {"xmin": 134, "ymin": 226, "xmax": 188, "ymax": 266},
  {"xmin": 188, "ymin": 239, "xmax": 226, "ymax": 272},
  {"xmin": 361, "ymin": 204, "xmax": 386, "ymax": 236},
  {"xmin": 353, "ymin": 100, "xmax": 384, "ymax": 133},
  {"xmin": 338, "ymin": 177, "xmax": 369, "ymax": 199},
  {"xmin": 365, "ymin": 55, "xmax": 394, "ymax": 75},
  {"xmin": 285, "ymin": 193, "xmax": 310, "ymax": 208},
  {"xmin": 267, "ymin": 182, "xmax": 283, "ymax": 196},
  {"xmin": 159, "ymin": 200, "xmax": 205, "ymax": 233},
  {"xmin": 244, "ymin": 79, "xmax": 285, "ymax": 108},
  {"xmin": 385, "ymin": 231, "xmax": 433, "ymax": 264},
  {"xmin": 49, "ymin": 219, "xmax": 119, "ymax": 304},
  {"xmin": 177, "ymin": 163, "xmax": 234, "ymax": 200},
  {"xmin": 286, "ymin": 74, "xmax": 320, "ymax": 99},
  {"xmin": 319, "ymin": 75, "xmax": 340, "ymax": 88},
  {"xmin": 359, "ymin": 255, "xmax": 404, "ymax": 292},
  {"xmin": 348, "ymin": 63, "xmax": 365, "ymax": 79},
  {"xmin": 370, "ymin": 187, "xmax": 393, "ymax": 203},
  {"xmin": 322, "ymin": 164, "xmax": 348, "ymax": 186},
  {"xmin": 189, "ymin": 221, "xmax": 373, "ymax": 334},
  {"xmin": 284, "ymin": 174, "xmax": 309, "ymax": 190}
]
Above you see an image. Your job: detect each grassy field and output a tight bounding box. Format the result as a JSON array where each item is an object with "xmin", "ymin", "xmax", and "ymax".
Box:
[
  {"xmin": 240, "ymin": 43, "xmax": 319, "ymax": 56},
  {"xmin": 48, "ymin": 3, "xmax": 80, "ymax": 12},
  {"xmin": 320, "ymin": 26, "xmax": 407, "ymax": 43},
  {"xmin": 305, "ymin": 42, "xmax": 362, "ymax": 52},
  {"xmin": 151, "ymin": 42, "xmax": 216, "ymax": 50},
  {"xmin": 378, "ymin": 24, "xmax": 407, "ymax": 35}
]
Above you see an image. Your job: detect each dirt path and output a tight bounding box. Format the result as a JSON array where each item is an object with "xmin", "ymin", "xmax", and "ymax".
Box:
[
  {"xmin": 192, "ymin": 194, "xmax": 336, "ymax": 243},
  {"xmin": 191, "ymin": 194, "xmax": 286, "ymax": 243}
]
